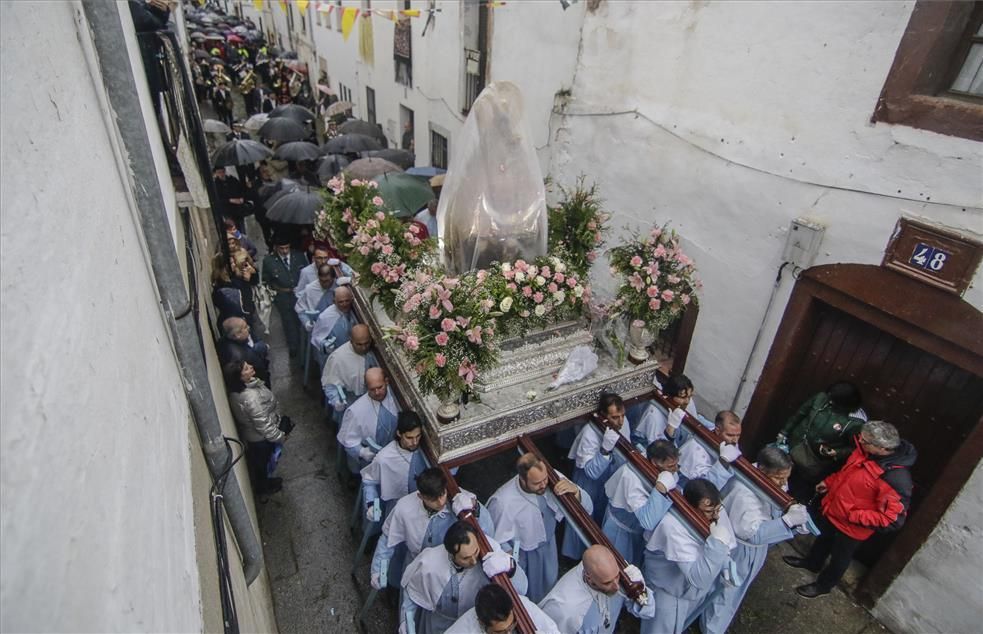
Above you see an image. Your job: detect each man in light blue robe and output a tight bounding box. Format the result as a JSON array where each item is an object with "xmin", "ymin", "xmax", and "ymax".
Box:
[
  {"xmin": 677, "ymin": 411, "xmax": 743, "ymax": 490},
  {"xmin": 310, "ymin": 285, "xmax": 356, "ymax": 368},
  {"xmin": 362, "ymin": 412, "xmax": 429, "ymax": 525},
  {"xmin": 539, "ymin": 545, "xmax": 654, "ymax": 634},
  {"xmin": 294, "ymin": 264, "xmax": 338, "ymax": 320},
  {"xmin": 488, "ymin": 453, "xmax": 593, "ymax": 603},
  {"xmin": 564, "ymin": 393, "xmax": 631, "ymax": 559},
  {"xmin": 321, "ymin": 325, "xmax": 378, "ymax": 415},
  {"xmin": 401, "ymin": 521, "xmax": 527, "ymax": 634},
  {"xmin": 632, "ymin": 374, "xmax": 698, "ymax": 447},
  {"xmin": 371, "ymin": 469, "xmax": 494, "ymax": 591},
  {"xmin": 641, "ymin": 479, "xmax": 738, "ymax": 634},
  {"xmin": 337, "ymin": 368, "xmax": 400, "ymax": 474},
  {"xmin": 447, "ymin": 584, "xmax": 560, "ymax": 634},
  {"xmin": 700, "ymin": 447, "xmax": 810, "ymax": 634},
  {"xmin": 601, "ymin": 440, "xmax": 680, "ymax": 567}
]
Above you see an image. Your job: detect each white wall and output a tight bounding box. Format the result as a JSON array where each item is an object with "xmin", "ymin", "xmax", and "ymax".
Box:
[
  {"xmin": 0, "ymin": 1, "xmax": 202, "ymax": 630},
  {"xmin": 874, "ymin": 461, "xmax": 983, "ymax": 633},
  {"xmin": 546, "ymin": 1, "xmax": 983, "ymax": 413}
]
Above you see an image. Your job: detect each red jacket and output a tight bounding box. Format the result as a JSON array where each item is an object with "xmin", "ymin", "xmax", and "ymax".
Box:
[{"xmin": 820, "ymin": 438, "xmax": 916, "ymax": 540}]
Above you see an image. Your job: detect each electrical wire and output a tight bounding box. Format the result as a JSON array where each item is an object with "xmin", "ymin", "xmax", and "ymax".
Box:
[
  {"xmin": 210, "ymin": 437, "xmax": 246, "ymax": 634},
  {"xmin": 549, "ymin": 106, "xmax": 973, "ymax": 209}
]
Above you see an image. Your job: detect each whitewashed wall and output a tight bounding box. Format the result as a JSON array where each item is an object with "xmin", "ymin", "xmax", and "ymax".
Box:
[
  {"xmin": 539, "ymin": 2, "xmax": 982, "ymax": 632},
  {"xmin": 0, "ymin": 2, "xmax": 277, "ymax": 632}
]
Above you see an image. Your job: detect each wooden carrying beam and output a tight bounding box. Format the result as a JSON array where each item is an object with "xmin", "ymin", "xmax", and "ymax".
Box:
[
  {"xmin": 646, "ymin": 389, "xmax": 795, "ymax": 510},
  {"xmin": 589, "ymin": 416, "xmax": 710, "ymax": 538},
  {"xmin": 421, "ymin": 444, "xmax": 538, "ymax": 634},
  {"xmin": 516, "ymin": 436, "xmax": 646, "ymax": 602}
]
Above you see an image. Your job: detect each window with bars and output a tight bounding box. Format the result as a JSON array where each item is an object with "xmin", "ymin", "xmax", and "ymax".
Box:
[
  {"xmin": 338, "ymin": 83, "xmax": 353, "ymax": 104},
  {"xmin": 430, "ymin": 128, "xmax": 448, "ymax": 169},
  {"xmin": 335, "ymin": 0, "xmax": 343, "ymax": 32},
  {"xmin": 366, "ymin": 87, "xmax": 376, "ymax": 125},
  {"xmin": 873, "ymin": 2, "xmax": 983, "ymax": 141}
]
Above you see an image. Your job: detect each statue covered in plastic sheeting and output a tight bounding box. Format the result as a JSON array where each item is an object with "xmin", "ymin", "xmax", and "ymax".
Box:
[{"xmin": 437, "ymin": 82, "xmax": 548, "ymax": 274}]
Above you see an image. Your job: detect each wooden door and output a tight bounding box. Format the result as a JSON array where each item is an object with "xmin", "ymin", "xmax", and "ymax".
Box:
[{"xmin": 744, "ymin": 264, "xmax": 983, "ymax": 603}]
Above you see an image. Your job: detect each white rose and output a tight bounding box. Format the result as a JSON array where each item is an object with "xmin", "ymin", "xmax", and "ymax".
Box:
[
  {"xmin": 500, "ymin": 297, "xmax": 513, "ymax": 312},
  {"xmin": 555, "ymin": 261, "xmax": 566, "ymax": 273},
  {"xmin": 534, "ymin": 304, "xmax": 546, "ymax": 316},
  {"xmin": 535, "ymin": 275, "xmax": 546, "ymax": 287},
  {"xmin": 573, "ymin": 285, "xmax": 584, "ymax": 298},
  {"xmin": 553, "ymin": 291, "xmax": 566, "ymax": 303},
  {"xmin": 515, "ymin": 271, "xmax": 526, "ymax": 282},
  {"xmin": 501, "ymin": 262, "xmax": 512, "ymax": 272}
]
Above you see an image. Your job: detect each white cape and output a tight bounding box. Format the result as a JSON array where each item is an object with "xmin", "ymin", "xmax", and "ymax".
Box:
[
  {"xmin": 361, "ymin": 440, "xmax": 416, "ymax": 501},
  {"xmin": 338, "ymin": 390, "xmax": 399, "ymax": 450},
  {"xmin": 446, "ymin": 596, "xmax": 560, "ymax": 634},
  {"xmin": 320, "ymin": 341, "xmax": 368, "ymax": 393},
  {"xmin": 488, "ymin": 475, "xmax": 563, "ymax": 549}
]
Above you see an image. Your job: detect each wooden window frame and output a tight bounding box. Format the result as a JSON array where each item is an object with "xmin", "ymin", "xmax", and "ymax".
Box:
[
  {"xmin": 365, "ymin": 86, "xmax": 376, "ymax": 126},
  {"xmin": 429, "ymin": 127, "xmax": 448, "ymax": 169},
  {"xmin": 872, "ymin": 2, "xmax": 983, "ymax": 141}
]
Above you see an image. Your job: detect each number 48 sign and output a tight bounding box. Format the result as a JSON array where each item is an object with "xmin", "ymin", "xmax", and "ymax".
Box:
[{"xmin": 909, "ymin": 243, "xmax": 950, "ymax": 272}]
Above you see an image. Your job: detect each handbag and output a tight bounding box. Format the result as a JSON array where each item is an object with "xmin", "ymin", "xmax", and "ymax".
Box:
[{"xmin": 254, "ymin": 266, "xmax": 274, "ymax": 329}]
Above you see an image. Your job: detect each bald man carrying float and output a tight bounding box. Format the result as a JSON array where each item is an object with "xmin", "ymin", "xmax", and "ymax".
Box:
[
  {"xmin": 321, "ymin": 324, "xmax": 378, "ymax": 414},
  {"xmin": 337, "ymin": 367, "xmax": 401, "ymax": 473},
  {"xmin": 539, "ymin": 545, "xmax": 654, "ymax": 634},
  {"xmin": 310, "ymin": 285, "xmax": 357, "ymax": 368}
]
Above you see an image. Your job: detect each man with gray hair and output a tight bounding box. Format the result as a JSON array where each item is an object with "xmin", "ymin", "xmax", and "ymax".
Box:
[{"xmin": 785, "ymin": 420, "xmax": 916, "ymax": 599}]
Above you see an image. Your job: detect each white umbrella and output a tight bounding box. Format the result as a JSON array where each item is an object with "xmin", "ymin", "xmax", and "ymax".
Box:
[{"xmin": 203, "ymin": 118, "xmax": 231, "ymax": 134}]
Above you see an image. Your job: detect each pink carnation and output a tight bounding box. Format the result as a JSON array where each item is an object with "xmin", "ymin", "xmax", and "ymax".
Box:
[
  {"xmin": 382, "ymin": 245, "xmax": 394, "ymax": 255},
  {"xmin": 370, "ymin": 262, "xmax": 385, "ymax": 275},
  {"xmin": 429, "ymin": 305, "xmax": 442, "ymax": 319},
  {"xmin": 405, "ymin": 335, "xmax": 420, "ymax": 351},
  {"xmin": 506, "ymin": 282, "xmax": 517, "ymax": 291},
  {"xmin": 503, "ymin": 269, "xmax": 515, "ymax": 280},
  {"xmin": 646, "ymin": 286, "xmax": 659, "ymax": 298},
  {"xmin": 514, "ymin": 259, "xmax": 529, "ymax": 272},
  {"xmin": 441, "ymin": 318, "xmax": 457, "ymax": 332},
  {"xmin": 548, "ymin": 282, "xmax": 558, "ymax": 293},
  {"xmin": 359, "ymin": 246, "xmax": 371, "ymax": 256},
  {"xmin": 522, "ymin": 286, "xmax": 533, "ymax": 298},
  {"xmin": 351, "ymin": 179, "xmax": 363, "ymax": 187},
  {"xmin": 372, "ymin": 196, "xmax": 384, "ymax": 206},
  {"xmin": 681, "ymin": 294, "xmax": 691, "ymax": 305},
  {"xmin": 435, "ymin": 332, "xmax": 450, "ymax": 346},
  {"xmin": 554, "ymin": 272, "xmax": 565, "ymax": 284},
  {"xmin": 653, "ymin": 245, "xmax": 667, "ymax": 258},
  {"xmin": 434, "ymin": 353, "xmax": 447, "ymax": 367},
  {"xmin": 375, "ymin": 211, "xmax": 386, "ymax": 221},
  {"xmin": 661, "ymin": 289, "xmax": 675, "ymax": 302},
  {"xmin": 649, "ymin": 298, "xmax": 662, "ymax": 311},
  {"xmin": 533, "ymin": 292, "xmax": 544, "ymax": 304}
]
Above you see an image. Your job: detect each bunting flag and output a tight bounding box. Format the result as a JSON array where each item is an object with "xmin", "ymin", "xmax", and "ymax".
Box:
[
  {"xmin": 341, "ymin": 7, "xmax": 359, "ymax": 41},
  {"xmin": 278, "ymin": 0, "xmax": 287, "ymax": 12},
  {"xmin": 297, "ymin": 0, "xmax": 309, "ymax": 12},
  {"xmin": 358, "ymin": 10, "xmax": 374, "ymax": 66},
  {"xmin": 400, "ymin": 9, "xmax": 421, "ymax": 17},
  {"xmin": 317, "ymin": 3, "xmax": 334, "ymax": 14},
  {"xmin": 253, "ymin": 0, "xmax": 263, "ymax": 10}
]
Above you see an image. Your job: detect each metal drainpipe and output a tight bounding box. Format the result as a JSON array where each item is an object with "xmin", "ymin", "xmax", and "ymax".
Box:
[{"xmin": 81, "ymin": 0, "xmax": 264, "ymax": 585}]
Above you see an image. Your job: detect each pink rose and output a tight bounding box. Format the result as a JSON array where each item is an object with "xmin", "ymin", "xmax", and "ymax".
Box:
[
  {"xmin": 503, "ymin": 269, "xmax": 515, "ymax": 280},
  {"xmin": 375, "ymin": 211, "xmax": 386, "ymax": 221},
  {"xmin": 382, "ymin": 245, "xmax": 394, "ymax": 255},
  {"xmin": 653, "ymin": 245, "xmax": 667, "ymax": 258},
  {"xmin": 522, "ymin": 286, "xmax": 533, "ymax": 298},
  {"xmin": 646, "ymin": 286, "xmax": 659, "ymax": 298},
  {"xmin": 506, "ymin": 282, "xmax": 517, "ymax": 291},
  {"xmin": 540, "ymin": 266, "xmax": 551, "ymax": 278},
  {"xmin": 681, "ymin": 294, "xmax": 691, "ymax": 305},
  {"xmin": 370, "ymin": 262, "xmax": 385, "ymax": 275},
  {"xmin": 554, "ymin": 272, "xmax": 565, "ymax": 284},
  {"xmin": 372, "ymin": 196, "xmax": 384, "ymax": 206},
  {"xmin": 429, "ymin": 305, "xmax": 442, "ymax": 319},
  {"xmin": 661, "ymin": 289, "xmax": 675, "ymax": 302},
  {"xmin": 405, "ymin": 335, "xmax": 420, "ymax": 351},
  {"xmin": 649, "ymin": 298, "xmax": 661, "ymax": 310},
  {"xmin": 548, "ymin": 282, "xmax": 559, "ymax": 293},
  {"xmin": 434, "ymin": 353, "xmax": 447, "ymax": 367},
  {"xmin": 435, "ymin": 332, "xmax": 450, "ymax": 346},
  {"xmin": 630, "ymin": 255, "xmax": 644, "ymax": 268},
  {"xmin": 533, "ymin": 292, "xmax": 544, "ymax": 304},
  {"xmin": 359, "ymin": 246, "xmax": 371, "ymax": 256},
  {"xmin": 514, "ymin": 259, "xmax": 529, "ymax": 272},
  {"xmin": 351, "ymin": 179, "xmax": 363, "ymax": 187},
  {"xmin": 566, "ymin": 277, "xmax": 577, "ymax": 288},
  {"xmin": 441, "ymin": 318, "xmax": 457, "ymax": 332}
]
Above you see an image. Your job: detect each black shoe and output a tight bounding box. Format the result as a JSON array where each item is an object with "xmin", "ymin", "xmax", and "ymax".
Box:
[
  {"xmin": 796, "ymin": 583, "xmax": 831, "ymax": 599},
  {"xmin": 783, "ymin": 555, "xmax": 820, "ymax": 572},
  {"xmin": 259, "ymin": 477, "xmax": 283, "ymax": 494}
]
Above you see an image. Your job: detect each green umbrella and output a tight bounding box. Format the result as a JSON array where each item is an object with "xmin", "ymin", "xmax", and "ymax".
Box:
[{"xmin": 375, "ymin": 172, "xmax": 434, "ymax": 219}]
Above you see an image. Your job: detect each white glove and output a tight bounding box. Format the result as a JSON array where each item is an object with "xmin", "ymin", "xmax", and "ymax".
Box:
[
  {"xmin": 624, "ymin": 564, "xmax": 644, "ymax": 585},
  {"xmin": 451, "ymin": 492, "xmax": 476, "ymax": 516},
  {"xmin": 333, "ymin": 401, "xmax": 346, "ymax": 412},
  {"xmin": 358, "ymin": 446, "xmax": 376, "ymax": 463},
  {"xmin": 481, "ymin": 551, "xmax": 513, "ymax": 577},
  {"xmin": 719, "ymin": 442, "xmax": 742, "ymax": 463},
  {"xmin": 370, "ymin": 572, "xmax": 383, "ymax": 590},
  {"xmin": 656, "ymin": 470, "xmax": 679, "ymax": 493},
  {"xmin": 398, "ymin": 621, "xmax": 408, "ymax": 634},
  {"xmin": 304, "ymin": 320, "xmax": 315, "ymax": 332},
  {"xmin": 667, "ymin": 408, "xmax": 685, "ymax": 431},
  {"xmin": 782, "ymin": 503, "xmax": 810, "ymax": 528},
  {"xmin": 366, "ymin": 504, "xmax": 382, "ymax": 522},
  {"xmin": 709, "ymin": 520, "xmax": 731, "ymax": 544},
  {"xmin": 601, "ymin": 428, "xmax": 620, "ymax": 452}
]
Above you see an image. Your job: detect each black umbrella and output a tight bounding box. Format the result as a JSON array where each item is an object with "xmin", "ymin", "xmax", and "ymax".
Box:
[
  {"xmin": 266, "ymin": 186, "xmax": 324, "ymax": 224},
  {"xmin": 317, "ymin": 155, "xmax": 351, "ymax": 181},
  {"xmin": 258, "ymin": 178, "xmax": 300, "ymax": 205},
  {"xmin": 321, "ymin": 133, "xmax": 383, "ymax": 154},
  {"xmin": 259, "ymin": 117, "xmax": 309, "ymax": 142},
  {"xmin": 211, "ymin": 139, "xmax": 273, "ymax": 167},
  {"xmin": 273, "ymin": 141, "xmax": 322, "ymax": 162},
  {"xmin": 269, "ymin": 103, "xmax": 315, "ymax": 125},
  {"xmin": 193, "ymin": 49, "xmax": 210, "ymax": 59},
  {"xmin": 338, "ymin": 119, "xmax": 387, "ymax": 145},
  {"xmin": 367, "ymin": 148, "xmax": 415, "ymax": 170}
]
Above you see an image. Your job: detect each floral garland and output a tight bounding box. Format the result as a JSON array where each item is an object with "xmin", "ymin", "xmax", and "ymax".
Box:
[
  {"xmin": 391, "ymin": 270, "xmax": 498, "ymax": 400},
  {"xmin": 547, "ymin": 179, "xmax": 610, "ymax": 278},
  {"xmin": 482, "ymin": 256, "xmax": 589, "ymax": 339},
  {"xmin": 315, "ymin": 176, "xmax": 436, "ymax": 310},
  {"xmin": 607, "ymin": 223, "xmax": 701, "ymax": 333}
]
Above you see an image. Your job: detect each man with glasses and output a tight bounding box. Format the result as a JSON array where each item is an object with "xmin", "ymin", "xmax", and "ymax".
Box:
[
  {"xmin": 539, "ymin": 545, "xmax": 654, "ymax": 634},
  {"xmin": 641, "ymin": 478, "xmax": 738, "ymax": 634},
  {"xmin": 446, "ymin": 583, "xmax": 559, "ymax": 634},
  {"xmin": 785, "ymin": 421, "xmax": 916, "ymax": 599}
]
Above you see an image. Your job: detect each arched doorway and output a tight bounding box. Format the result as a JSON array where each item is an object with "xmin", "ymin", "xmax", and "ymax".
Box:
[{"xmin": 743, "ymin": 263, "xmax": 983, "ymax": 605}]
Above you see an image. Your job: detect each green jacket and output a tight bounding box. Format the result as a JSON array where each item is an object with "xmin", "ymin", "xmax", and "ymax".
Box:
[{"xmin": 781, "ymin": 393, "xmax": 865, "ymax": 463}]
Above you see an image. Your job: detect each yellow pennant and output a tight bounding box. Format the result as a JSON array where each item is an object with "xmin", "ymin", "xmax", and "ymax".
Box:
[
  {"xmin": 400, "ymin": 9, "xmax": 421, "ymax": 17},
  {"xmin": 374, "ymin": 9, "xmax": 396, "ymax": 21},
  {"xmin": 253, "ymin": 0, "xmax": 263, "ymax": 10},
  {"xmin": 341, "ymin": 7, "xmax": 358, "ymax": 41},
  {"xmin": 278, "ymin": 0, "xmax": 287, "ymax": 12},
  {"xmin": 359, "ymin": 10, "xmax": 374, "ymax": 66},
  {"xmin": 297, "ymin": 0, "xmax": 309, "ymax": 12}
]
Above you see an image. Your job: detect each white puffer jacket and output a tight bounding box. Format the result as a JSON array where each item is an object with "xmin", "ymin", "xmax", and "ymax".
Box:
[{"xmin": 229, "ymin": 379, "xmax": 286, "ymax": 444}]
